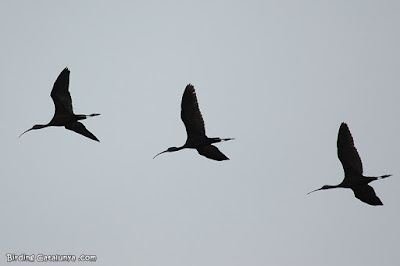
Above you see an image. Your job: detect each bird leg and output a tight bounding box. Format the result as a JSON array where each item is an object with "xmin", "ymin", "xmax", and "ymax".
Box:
[
  {"xmin": 376, "ymin": 174, "xmax": 392, "ymax": 180},
  {"xmin": 365, "ymin": 174, "xmax": 392, "ymax": 183},
  {"xmin": 210, "ymin": 137, "xmax": 235, "ymax": 143},
  {"xmin": 220, "ymin": 138, "xmax": 234, "ymax": 141}
]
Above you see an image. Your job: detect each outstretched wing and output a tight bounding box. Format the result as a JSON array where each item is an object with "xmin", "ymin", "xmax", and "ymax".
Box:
[
  {"xmin": 197, "ymin": 145, "xmax": 229, "ymax": 161},
  {"xmin": 181, "ymin": 84, "xmax": 206, "ymax": 137},
  {"xmin": 337, "ymin": 123, "xmax": 363, "ymax": 175},
  {"xmin": 65, "ymin": 122, "xmax": 99, "ymax": 142},
  {"xmin": 351, "ymin": 184, "xmax": 383, "ymax": 206},
  {"xmin": 51, "ymin": 67, "xmax": 74, "ymax": 115}
]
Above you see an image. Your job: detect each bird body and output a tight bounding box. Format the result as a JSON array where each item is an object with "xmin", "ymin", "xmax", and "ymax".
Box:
[
  {"xmin": 184, "ymin": 135, "xmax": 231, "ymax": 149},
  {"xmin": 308, "ymin": 122, "xmax": 391, "ymax": 206},
  {"xmin": 154, "ymin": 84, "xmax": 233, "ymax": 161},
  {"xmin": 20, "ymin": 68, "xmax": 100, "ymax": 142},
  {"xmin": 38, "ymin": 113, "xmax": 95, "ymax": 127}
]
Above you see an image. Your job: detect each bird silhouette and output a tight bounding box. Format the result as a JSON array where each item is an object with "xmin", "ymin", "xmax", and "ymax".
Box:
[
  {"xmin": 308, "ymin": 122, "xmax": 391, "ymax": 205},
  {"xmin": 20, "ymin": 68, "xmax": 100, "ymax": 142},
  {"xmin": 154, "ymin": 84, "xmax": 233, "ymax": 161}
]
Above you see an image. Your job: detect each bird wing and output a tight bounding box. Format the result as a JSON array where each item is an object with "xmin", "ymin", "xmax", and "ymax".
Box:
[
  {"xmin": 351, "ymin": 184, "xmax": 383, "ymax": 206},
  {"xmin": 51, "ymin": 68, "xmax": 74, "ymax": 115},
  {"xmin": 337, "ymin": 123, "xmax": 363, "ymax": 176},
  {"xmin": 196, "ymin": 145, "xmax": 229, "ymax": 161},
  {"xmin": 65, "ymin": 122, "xmax": 99, "ymax": 142},
  {"xmin": 181, "ymin": 84, "xmax": 206, "ymax": 137}
]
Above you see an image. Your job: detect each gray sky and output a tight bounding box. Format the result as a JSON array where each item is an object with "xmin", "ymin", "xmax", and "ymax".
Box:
[{"xmin": 1, "ymin": 1, "xmax": 399, "ymax": 265}]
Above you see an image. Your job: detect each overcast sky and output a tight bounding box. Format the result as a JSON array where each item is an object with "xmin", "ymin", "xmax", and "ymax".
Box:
[{"xmin": 1, "ymin": 1, "xmax": 399, "ymax": 265}]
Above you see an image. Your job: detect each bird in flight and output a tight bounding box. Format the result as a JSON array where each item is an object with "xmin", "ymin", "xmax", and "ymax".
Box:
[
  {"xmin": 308, "ymin": 122, "xmax": 391, "ymax": 205},
  {"xmin": 154, "ymin": 84, "xmax": 233, "ymax": 161},
  {"xmin": 20, "ymin": 67, "xmax": 100, "ymax": 142}
]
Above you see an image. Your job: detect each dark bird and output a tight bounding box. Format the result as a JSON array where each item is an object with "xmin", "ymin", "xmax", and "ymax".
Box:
[
  {"xmin": 308, "ymin": 122, "xmax": 391, "ymax": 205},
  {"xmin": 20, "ymin": 68, "xmax": 100, "ymax": 142},
  {"xmin": 154, "ymin": 84, "xmax": 233, "ymax": 161}
]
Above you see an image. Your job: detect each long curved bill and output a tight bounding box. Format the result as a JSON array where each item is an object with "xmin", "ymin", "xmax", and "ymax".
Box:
[
  {"xmin": 307, "ymin": 188, "xmax": 322, "ymax": 195},
  {"xmin": 153, "ymin": 150, "xmax": 168, "ymax": 159},
  {"xmin": 19, "ymin": 128, "xmax": 33, "ymax": 138}
]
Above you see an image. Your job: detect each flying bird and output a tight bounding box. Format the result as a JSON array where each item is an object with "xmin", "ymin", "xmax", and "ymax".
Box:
[
  {"xmin": 308, "ymin": 122, "xmax": 391, "ymax": 205},
  {"xmin": 20, "ymin": 68, "xmax": 100, "ymax": 142},
  {"xmin": 154, "ymin": 84, "xmax": 233, "ymax": 161}
]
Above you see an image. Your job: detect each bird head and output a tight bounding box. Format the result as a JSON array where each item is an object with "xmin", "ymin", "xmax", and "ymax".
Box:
[
  {"xmin": 307, "ymin": 185, "xmax": 336, "ymax": 195},
  {"xmin": 153, "ymin": 147, "xmax": 181, "ymax": 159},
  {"xmin": 19, "ymin": 124, "xmax": 48, "ymax": 138}
]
